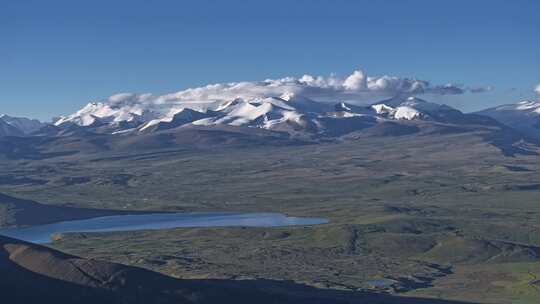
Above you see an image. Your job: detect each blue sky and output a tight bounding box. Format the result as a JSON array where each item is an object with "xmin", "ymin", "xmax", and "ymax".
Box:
[{"xmin": 1, "ymin": 0, "xmax": 539, "ymax": 120}]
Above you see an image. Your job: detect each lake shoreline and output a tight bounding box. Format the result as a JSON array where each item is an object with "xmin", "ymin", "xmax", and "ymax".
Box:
[{"xmin": 0, "ymin": 212, "xmax": 329, "ymax": 244}]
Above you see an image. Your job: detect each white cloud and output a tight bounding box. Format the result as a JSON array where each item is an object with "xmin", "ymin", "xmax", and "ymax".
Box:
[
  {"xmin": 343, "ymin": 70, "xmax": 367, "ymax": 91},
  {"xmin": 94, "ymin": 69, "xmax": 491, "ymax": 109},
  {"xmin": 107, "ymin": 93, "xmax": 153, "ymax": 106},
  {"xmin": 535, "ymin": 84, "xmax": 540, "ymax": 95}
]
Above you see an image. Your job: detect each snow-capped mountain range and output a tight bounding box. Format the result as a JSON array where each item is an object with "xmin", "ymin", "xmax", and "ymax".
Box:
[
  {"xmin": 0, "ymin": 69, "xmax": 538, "ymax": 141},
  {"xmin": 47, "ymin": 69, "xmax": 494, "ymax": 137},
  {"xmin": 50, "ymin": 93, "xmax": 465, "ymax": 137},
  {"xmin": 2, "ymin": 95, "xmax": 540, "ymax": 158},
  {"xmin": 476, "ymin": 101, "xmax": 540, "ymax": 139},
  {"xmin": 4, "ymin": 95, "xmax": 539, "ymax": 141}
]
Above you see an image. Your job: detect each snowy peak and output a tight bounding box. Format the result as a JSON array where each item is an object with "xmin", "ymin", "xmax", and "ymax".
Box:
[
  {"xmin": 281, "ymin": 93, "xmax": 333, "ymax": 113},
  {"xmin": 476, "ymin": 100, "xmax": 540, "ymax": 138},
  {"xmin": 194, "ymin": 98, "xmax": 302, "ymax": 129},
  {"xmin": 369, "ymin": 96, "xmax": 461, "ymax": 121},
  {"xmin": 489, "ymin": 100, "xmax": 540, "ymax": 114},
  {"xmin": 54, "ymin": 88, "xmax": 476, "ymax": 139},
  {"xmin": 394, "ymin": 106, "xmax": 423, "ymax": 120},
  {"xmin": 376, "ymin": 96, "xmax": 452, "ymax": 111},
  {"xmin": 371, "ymin": 103, "xmax": 422, "ymax": 120},
  {"xmin": 371, "ymin": 97, "xmax": 427, "ymax": 120},
  {"xmin": 54, "ymin": 101, "xmax": 159, "ymax": 127},
  {"xmin": 139, "ymin": 108, "xmax": 214, "ymax": 132}
]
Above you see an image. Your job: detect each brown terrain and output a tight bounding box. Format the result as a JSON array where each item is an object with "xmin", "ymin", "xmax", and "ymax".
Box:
[{"xmin": 0, "ymin": 234, "xmax": 478, "ymax": 304}]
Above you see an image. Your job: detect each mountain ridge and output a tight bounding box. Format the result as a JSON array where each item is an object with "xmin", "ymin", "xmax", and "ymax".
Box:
[
  {"xmin": 51, "ymin": 95, "xmax": 496, "ymax": 138},
  {"xmin": 2, "ymin": 96, "xmax": 539, "ymax": 158},
  {"xmin": 0, "ymin": 114, "xmax": 46, "ymax": 136},
  {"xmin": 476, "ymin": 100, "xmax": 540, "ymax": 139}
]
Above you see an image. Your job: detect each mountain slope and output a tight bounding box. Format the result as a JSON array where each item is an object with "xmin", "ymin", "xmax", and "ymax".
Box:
[
  {"xmin": 54, "ymin": 94, "xmax": 506, "ymax": 138},
  {"xmin": 476, "ymin": 101, "xmax": 540, "ymax": 139},
  {"xmin": 0, "ymin": 193, "xmax": 152, "ymax": 228},
  {"xmin": 0, "ymin": 114, "xmax": 45, "ymax": 136},
  {"xmin": 1, "ymin": 96, "xmax": 537, "ymax": 159},
  {"xmin": 0, "ymin": 235, "xmax": 474, "ymax": 304},
  {"xmin": 0, "ymin": 119, "xmax": 23, "ymax": 137}
]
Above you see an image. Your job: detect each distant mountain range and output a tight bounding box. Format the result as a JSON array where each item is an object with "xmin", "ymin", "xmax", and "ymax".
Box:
[
  {"xmin": 476, "ymin": 100, "xmax": 540, "ymax": 139},
  {"xmin": 2, "ymin": 95, "xmax": 539, "ymax": 157},
  {"xmin": 0, "ymin": 114, "xmax": 45, "ymax": 137},
  {"xmin": 3, "ymin": 95, "xmax": 530, "ymax": 136},
  {"xmin": 49, "ymin": 95, "xmax": 497, "ymax": 136}
]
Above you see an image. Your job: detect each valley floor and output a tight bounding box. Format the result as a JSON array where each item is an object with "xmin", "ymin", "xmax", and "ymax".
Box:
[{"xmin": 1, "ymin": 133, "xmax": 540, "ymax": 303}]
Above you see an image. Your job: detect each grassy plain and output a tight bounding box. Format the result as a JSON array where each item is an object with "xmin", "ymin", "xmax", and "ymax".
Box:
[{"xmin": 1, "ymin": 131, "xmax": 539, "ymax": 303}]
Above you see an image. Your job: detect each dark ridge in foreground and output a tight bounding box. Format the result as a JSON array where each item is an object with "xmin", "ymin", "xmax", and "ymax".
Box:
[
  {"xmin": 0, "ymin": 193, "xmax": 153, "ymax": 228},
  {"xmin": 0, "ymin": 235, "xmax": 478, "ymax": 304}
]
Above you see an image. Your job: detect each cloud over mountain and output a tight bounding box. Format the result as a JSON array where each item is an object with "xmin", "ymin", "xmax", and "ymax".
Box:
[
  {"xmin": 99, "ymin": 69, "xmax": 490, "ymax": 108},
  {"xmin": 51, "ymin": 68, "xmax": 502, "ymax": 143},
  {"xmin": 535, "ymin": 84, "xmax": 540, "ymax": 96}
]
